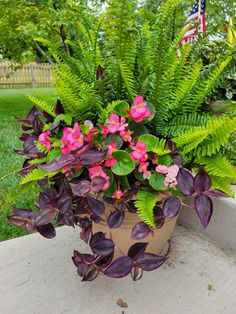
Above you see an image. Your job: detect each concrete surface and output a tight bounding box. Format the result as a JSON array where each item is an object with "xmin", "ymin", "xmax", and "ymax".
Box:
[
  {"xmin": 1, "ymin": 225, "xmax": 236, "ymax": 314},
  {"xmin": 179, "ymin": 185, "xmax": 236, "ymax": 252}
]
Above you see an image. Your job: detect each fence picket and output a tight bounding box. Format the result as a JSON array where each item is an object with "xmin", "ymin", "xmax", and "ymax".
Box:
[{"xmin": 0, "ymin": 62, "xmax": 54, "ymax": 88}]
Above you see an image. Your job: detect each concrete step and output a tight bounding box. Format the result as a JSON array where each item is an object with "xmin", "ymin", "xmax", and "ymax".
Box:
[
  {"xmin": 179, "ymin": 185, "xmax": 236, "ymax": 253},
  {"xmin": 0, "ymin": 225, "xmax": 236, "ymax": 314}
]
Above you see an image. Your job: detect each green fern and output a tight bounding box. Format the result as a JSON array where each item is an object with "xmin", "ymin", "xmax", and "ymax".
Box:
[
  {"xmin": 20, "ymin": 168, "xmax": 59, "ymax": 185},
  {"xmin": 28, "ymin": 95, "xmax": 56, "ymax": 117},
  {"xmin": 134, "ymin": 190, "xmax": 157, "ymax": 228}
]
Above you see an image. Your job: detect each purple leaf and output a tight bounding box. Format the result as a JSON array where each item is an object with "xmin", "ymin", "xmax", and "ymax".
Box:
[
  {"xmin": 89, "ymin": 232, "xmax": 105, "ymax": 248},
  {"xmin": 90, "ymin": 239, "xmax": 115, "ymax": 256},
  {"xmin": 171, "ymin": 153, "xmax": 183, "ymax": 166},
  {"xmin": 91, "ymin": 176, "xmax": 107, "ymax": 193},
  {"xmin": 54, "ymin": 99, "xmax": 64, "ymax": 115},
  {"xmin": 35, "ymin": 208, "xmax": 57, "ymax": 226},
  {"xmin": 87, "ymin": 197, "xmax": 105, "ymax": 215},
  {"xmin": 7, "ymin": 215, "xmax": 29, "ymax": 227},
  {"xmin": 37, "ymin": 223, "xmax": 56, "ymax": 239},
  {"xmin": 195, "ymin": 194, "xmax": 213, "ymax": 228},
  {"xmin": 131, "ymin": 221, "xmax": 151, "ymax": 240},
  {"xmin": 78, "ymin": 150, "xmax": 107, "ymax": 165},
  {"xmin": 77, "ymin": 263, "xmax": 89, "ymax": 277},
  {"xmin": 90, "ymin": 213, "xmax": 101, "ymax": 223},
  {"xmin": 131, "ymin": 266, "xmax": 143, "ymax": 281},
  {"xmin": 38, "ymin": 155, "xmax": 75, "ymax": 172},
  {"xmin": 126, "ymin": 200, "xmax": 137, "ymax": 213},
  {"xmin": 56, "ymin": 194, "xmax": 72, "ymax": 214},
  {"xmin": 136, "ymin": 253, "xmax": 166, "ymax": 271},
  {"xmin": 71, "ymin": 180, "xmax": 91, "ymax": 197},
  {"xmin": 163, "ymin": 196, "xmax": 181, "ymax": 219},
  {"xmin": 96, "ymin": 65, "xmax": 105, "ymax": 80},
  {"xmin": 127, "ymin": 242, "xmax": 148, "ymax": 260},
  {"xmin": 177, "ymin": 168, "xmax": 194, "ymax": 196},
  {"xmin": 194, "ymin": 167, "xmax": 211, "ymax": 193},
  {"xmin": 107, "ymin": 210, "xmax": 125, "ymax": 228},
  {"xmin": 82, "ymin": 266, "xmax": 99, "ymax": 281},
  {"xmin": 103, "ymin": 256, "xmax": 133, "ymax": 278},
  {"xmin": 12, "ymin": 207, "xmax": 33, "ymax": 218},
  {"xmin": 153, "ymin": 206, "xmax": 165, "ymax": 228},
  {"xmin": 95, "ymin": 253, "xmax": 114, "ymax": 269},
  {"xmin": 206, "ymin": 189, "xmax": 230, "ymax": 198}
]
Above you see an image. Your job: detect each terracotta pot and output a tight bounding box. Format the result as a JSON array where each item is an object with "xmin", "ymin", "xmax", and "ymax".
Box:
[{"xmin": 93, "ymin": 202, "xmax": 178, "ymax": 257}]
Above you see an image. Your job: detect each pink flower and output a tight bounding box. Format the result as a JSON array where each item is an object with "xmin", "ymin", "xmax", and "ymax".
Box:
[
  {"xmin": 107, "ymin": 142, "xmax": 117, "ymax": 156},
  {"xmin": 106, "ymin": 113, "xmax": 128, "ymax": 134},
  {"xmin": 112, "ymin": 190, "xmax": 124, "ymax": 200},
  {"xmin": 168, "ymin": 165, "xmax": 179, "ymax": 177},
  {"xmin": 61, "ymin": 122, "xmax": 84, "ymax": 155},
  {"xmin": 163, "ymin": 165, "xmax": 179, "ymax": 188},
  {"xmin": 155, "ymin": 165, "xmax": 169, "ymax": 174},
  {"xmin": 120, "ymin": 130, "xmax": 132, "ymax": 142},
  {"xmin": 85, "ymin": 128, "xmax": 96, "ymax": 142},
  {"xmin": 89, "ymin": 166, "xmax": 110, "ymax": 190},
  {"xmin": 62, "ymin": 166, "xmax": 73, "ymax": 177},
  {"xmin": 127, "ymin": 96, "xmax": 151, "ymax": 122},
  {"xmin": 100, "ymin": 126, "xmax": 109, "ymax": 138},
  {"xmin": 105, "ymin": 157, "xmax": 117, "ymax": 167},
  {"xmin": 38, "ymin": 130, "xmax": 51, "ymax": 150},
  {"xmin": 143, "ymin": 171, "xmax": 151, "ymax": 180},
  {"xmin": 130, "ymin": 142, "xmax": 147, "ymax": 160},
  {"xmin": 138, "ymin": 161, "xmax": 149, "ymax": 173}
]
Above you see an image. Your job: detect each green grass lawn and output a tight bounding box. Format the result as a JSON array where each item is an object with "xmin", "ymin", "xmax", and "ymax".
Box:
[{"xmin": 0, "ymin": 88, "xmax": 55, "ymax": 241}]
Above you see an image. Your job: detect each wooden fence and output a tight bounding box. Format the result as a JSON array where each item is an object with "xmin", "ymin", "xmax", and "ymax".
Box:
[{"xmin": 0, "ymin": 62, "xmax": 54, "ymax": 88}]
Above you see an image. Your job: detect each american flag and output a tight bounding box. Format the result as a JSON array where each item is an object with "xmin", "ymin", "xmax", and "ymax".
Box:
[{"xmin": 179, "ymin": 0, "xmax": 206, "ymax": 46}]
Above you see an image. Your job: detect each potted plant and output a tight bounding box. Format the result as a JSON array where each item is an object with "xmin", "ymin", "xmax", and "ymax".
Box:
[{"xmin": 8, "ymin": 0, "xmax": 235, "ymax": 281}]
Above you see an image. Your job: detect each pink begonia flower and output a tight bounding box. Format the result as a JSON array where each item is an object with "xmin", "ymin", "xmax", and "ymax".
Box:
[
  {"xmin": 38, "ymin": 130, "xmax": 51, "ymax": 150},
  {"xmin": 100, "ymin": 126, "xmax": 109, "ymax": 138},
  {"xmin": 61, "ymin": 122, "xmax": 84, "ymax": 155},
  {"xmin": 130, "ymin": 142, "xmax": 147, "ymax": 160},
  {"xmin": 120, "ymin": 130, "xmax": 132, "ymax": 142},
  {"xmin": 89, "ymin": 166, "xmax": 110, "ymax": 190},
  {"xmin": 85, "ymin": 128, "xmax": 96, "ymax": 142},
  {"xmin": 127, "ymin": 96, "xmax": 151, "ymax": 122},
  {"xmin": 155, "ymin": 165, "xmax": 169, "ymax": 174},
  {"xmin": 164, "ymin": 165, "xmax": 179, "ymax": 188},
  {"xmin": 138, "ymin": 161, "xmax": 149, "ymax": 173},
  {"xmin": 107, "ymin": 142, "xmax": 117, "ymax": 156},
  {"xmin": 143, "ymin": 171, "xmax": 152, "ymax": 180},
  {"xmin": 106, "ymin": 113, "xmax": 128, "ymax": 134},
  {"xmin": 168, "ymin": 165, "xmax": 179, "ymax": 177},
  {"xmin": 105, "ymin": 157, "xmax": 117, "ymax": 167},
  {"xmin": 112, "ymin": 190, "xmax": 124, "ymax": 200}
]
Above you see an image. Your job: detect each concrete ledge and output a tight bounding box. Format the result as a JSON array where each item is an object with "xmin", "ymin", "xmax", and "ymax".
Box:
[
  {"xmin": 178, "ymin": 185, "xmax": 236, "ymax": 252},
  {"xmin": 1, "ymin": 225, "xmax": 236, "ymax": 313}
]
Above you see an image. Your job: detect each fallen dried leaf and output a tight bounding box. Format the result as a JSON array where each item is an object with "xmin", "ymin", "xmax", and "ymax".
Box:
[{"xmin": 116, "ymin": 298, "xmax": 128, "ymax": 308}]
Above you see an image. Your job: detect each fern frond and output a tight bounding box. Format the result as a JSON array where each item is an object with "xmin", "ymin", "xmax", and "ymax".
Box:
[
  {"xmin": 20, "ymin": 168, "xmax": 59, "ymax": 185},
  {"xmin": 135, "ymin": 190, "xmax": 157, "ymax": 228},
  {"xmin": 210, "ymin": 175, "xmax": 234, "ymax": 197},
  {"xmin": 118, "ymin": 60, "xmax": 137, "ymax": 99},
  {"xmin": 28, "ymin": 95, "xmax": 56, "ymax": 117},
  {"xmin": 198, "ymin": 155, "xmax": 236, "ymax": 180}
]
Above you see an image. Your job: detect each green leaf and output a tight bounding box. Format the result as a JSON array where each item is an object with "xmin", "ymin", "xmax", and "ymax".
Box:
[
  {"xmin": 149, "ymin": 173, "xmax": 166, "ymax": 191},
  {"xmin": 129, "ymin": 122, "xmax": 149, "ymax": 137},
  {"xmin": 158, "ymin": 155, "xmax": 172, "ymax": 166},
  {"xmin": 135, "ymin": 190, "xmax": 157, "ymax": 228},
  {"xmin": 104, "ymin": 179, "xmax": 116, "ymax": 197},
  {"xmin": 138, "ymin": 135, "xmax": 170, "ymax": 156},
  {"xmin": 138, "ymin": 134, "xmax": 160, "ymax": 151},
  {"xmin": 54, "ymin": 114, "xmax": 72, "ymax": 125},
  {"xmin": 111, "ymin": 150, "xmax": 135, "ymax": 176},
  {"xmin": 104, "ymin": 134, "xmax": 123, "ymax": 149},
  {"xmin": 48, "ymin": 149, "xmax": 61, "ymax": 162},
  {"xmin": 134, "ymin": 169, "xmax": 144, "ymax": 181},
  {"xmin": 113, "ymin": 101, "xmax": 129, "ymax": 117}
]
